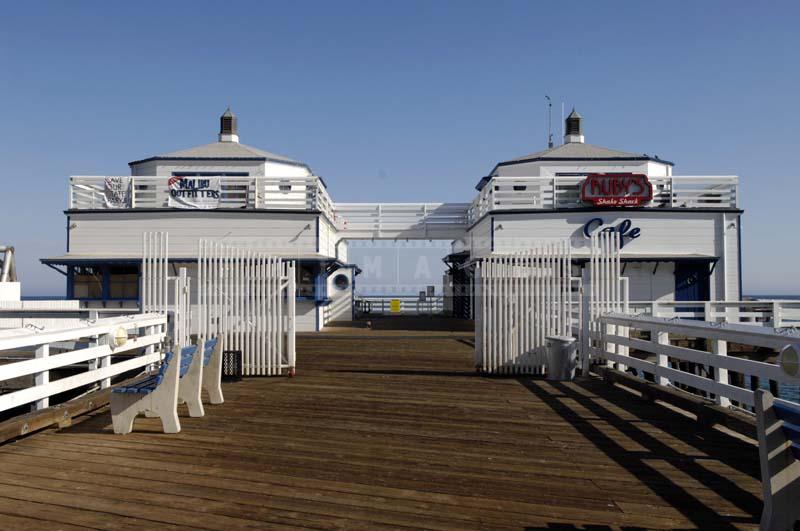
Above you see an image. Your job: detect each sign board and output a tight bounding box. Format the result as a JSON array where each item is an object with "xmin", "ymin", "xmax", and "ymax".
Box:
[
  {"xmin": 427, "ymin": 286, "xmax": 435, "ymax": 297},
  {"xmin": 168, "ymin": 176, "xmax": 221, "ymax": 209},
  {"xmin": 104, "ymin": 176, "xmax": 131, "ymax": 208},
  {"xmin": 390, "ymin": 299, "xmax": 402, "ymax": 313},
  {"xmin": 419, "ymin": 291, "xmax": 426, "ymax": 302},
  {"xmin": 580, "ymin": 173, "xmax": 652, "ymax": 207}
]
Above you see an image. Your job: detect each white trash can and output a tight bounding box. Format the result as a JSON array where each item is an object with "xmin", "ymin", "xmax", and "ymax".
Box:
[{"xmin": 546, "ymin": 335, "xmax": 578, "ymax": 381}]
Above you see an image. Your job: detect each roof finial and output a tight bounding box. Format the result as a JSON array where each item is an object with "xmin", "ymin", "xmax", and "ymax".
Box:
[
  {"xmin": 564, "ymin": 108, "xmax": 584, "ymax": 144},
  {"xmin": 219, "ymin": 107, "xmax": 239, "ymax": 143}
]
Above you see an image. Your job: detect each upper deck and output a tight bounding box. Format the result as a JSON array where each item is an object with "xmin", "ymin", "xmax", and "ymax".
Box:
[{"xmin": 68, "ymin": 174, "xmax": 740, "ymax": 240}]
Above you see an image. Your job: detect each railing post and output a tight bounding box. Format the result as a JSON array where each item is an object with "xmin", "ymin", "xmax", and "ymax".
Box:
[
  {"xmin": 33, "ymin": 343, "xmax": 50, "ymax": 410},
  {"xmin": 130, "ymin": 176, "xmax": 136, "ymax": 208},
  {"xmin": 772, "ymin": 300, "xmax": 783, "ymax": 328},
  {"xmin": 653, "ymin": 306, "xmax": 670, "ymax": 386},
  {"xmin": 580, "ymin": 272, "xmax": 591, "ymax": 375},
  {"xmin": 705, "ymin": 301, "xmax": 730, "ymax": 407},
  {"xmin": 99, "ymin": 330, "xmax": 111, "ymax": 389}
]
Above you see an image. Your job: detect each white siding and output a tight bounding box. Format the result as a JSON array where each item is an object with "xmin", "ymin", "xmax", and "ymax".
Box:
[
  {"xmin": 264, "ymin": 161, "xmax": 312, "ymax": 177},
  {"xmin": 68, "ymin": 211, "xmax": 319, "ymax": 257},
  {"xmin": 490, "ymin": 211, "xmax": 720, "ymax": 258},
  {"xmin": 132, "ymin": 159, "xmax": 265, "ymax": 177},
  {"xmin": 494, "ymin": 159, "xmax": 671, "ymax": 178},
  {"xmin": 295, "ymin": 300, "xmax": 320, "ymax": 332},
  {"xmin": 318, "ymin": 216, "xmax": 339, "ymax": 258},
  {"xmin": 624, "ymin": 262, "xmax": 675, "ymax": 303},
  {"xmin": 469, "ymin": 217, "xmax": 493, "ymax": 259},
  {"xmin": 324, "ymin": 268, "xmax": 354, "ymax": 324}
]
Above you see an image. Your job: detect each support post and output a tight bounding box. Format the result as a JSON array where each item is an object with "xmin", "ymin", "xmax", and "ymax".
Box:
[
  {"xmin": 653, "ymin": 306, "xmax": 670, "ymax": 386},
  {"xmin": 33, "ymin": 344, "xmax": 50, "ymax": 410}
]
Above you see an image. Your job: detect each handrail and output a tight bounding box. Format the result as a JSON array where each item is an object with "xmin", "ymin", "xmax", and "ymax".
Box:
[
  {"xmin": 468, "ymin": 175, "xmax": 739, "ymax": 223},
  {"xmin": 593, "ymin": 313, "xmax": 800, "ymax": 409},
  {"xmin": 0, "ymin": 313, "xmax": 167, "ymax": 413}
]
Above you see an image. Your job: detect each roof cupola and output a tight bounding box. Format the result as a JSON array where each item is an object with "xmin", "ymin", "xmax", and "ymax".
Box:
[
  {"xmin": 564, "ymin": 108, "xmax": 584, "ymax": 144},
  {"xmin": 219, "ymin": 107, "xmax": 239, "ymax": 143}
]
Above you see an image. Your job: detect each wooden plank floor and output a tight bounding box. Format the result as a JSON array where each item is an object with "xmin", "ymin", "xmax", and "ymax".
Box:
[{"xmin": 0, "ymin": 322, "xmax": 764, "ymax": 529}]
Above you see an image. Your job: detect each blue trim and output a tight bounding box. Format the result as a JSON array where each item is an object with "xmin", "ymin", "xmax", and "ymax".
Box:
[
  {"xmin": 490, "ymin": 216, "xmax": 495, "ymax": 253},
  {"xmin": 737, "ymin": 213, "xmax": 743, "ymax": 299},
  {"xmin": 66, "ymin": 267, "xmax": 74, "ymax": 299}
]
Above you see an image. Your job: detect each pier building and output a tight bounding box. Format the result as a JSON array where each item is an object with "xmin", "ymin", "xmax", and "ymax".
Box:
[{"xmin": 43, "ymin": 109, "xmax": 741, "ymax": 330}]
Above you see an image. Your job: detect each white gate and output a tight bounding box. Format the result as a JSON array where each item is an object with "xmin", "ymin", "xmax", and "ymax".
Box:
[
  {"xmin": 581, "ymin": 231, "xmax": 627, "ymax": 372},
  {"xmin": 198, "ymin": 240, "xmax": 296, "ymax": 376},
  {"xmin": 141, "ymin": 232, "xmax": 169, "ymax": 314},
  {"xmin": 475, "ymin": 233, "xmax": 625, "ymax": 376},
  {"xmin": 475, "ymin": 241, "xmax": 575, "ymax": 375}
]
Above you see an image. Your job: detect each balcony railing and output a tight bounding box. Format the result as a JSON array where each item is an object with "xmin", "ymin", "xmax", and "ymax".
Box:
[
  {"xmin": 467, "ymin": 175, "xmax": 739, "ymax": 223},
  {"xmin": 69, "ymin": 175, "xmax": 336, "ymax": 222},
  {"xmin": 69, "ymin": 175, "xmax": 739, "ymax": 238}
]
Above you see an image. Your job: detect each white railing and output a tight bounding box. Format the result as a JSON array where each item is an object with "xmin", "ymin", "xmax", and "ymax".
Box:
[
  {"xmin": 69, "ymin": 175, "xmax": 336, "ymax": 221},
  {"xmin": 355, "ymin": 295, "xmax": 444, "ymax": 315},
  {"xmin": 468, "ymin": 175, "xmax": 739, "ymax": 222},
  {"xmin": 593, "ymin": 313, "xmax": 800, "ymax": 408},
  {"xmin": 335, "ymin": 203, "xmax": 470, "ymax": 239},
  {"xmin": 627, "ymin": 300, "xmax": 800, "ymax": 327},
  {"xmin": 0, "ymin": 313, "xmax": 167, "ymax": 413}
]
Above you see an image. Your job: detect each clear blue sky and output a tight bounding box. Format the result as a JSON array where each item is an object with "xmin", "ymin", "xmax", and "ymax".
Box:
[{"xmin": 0, "ymin": 1, "xmax": 798, "ymax": 295}]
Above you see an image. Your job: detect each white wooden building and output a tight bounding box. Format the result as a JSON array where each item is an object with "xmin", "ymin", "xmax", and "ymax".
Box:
[{"xmin": 44, "ymin": 108, "xmax": 741, "ymax": 329}]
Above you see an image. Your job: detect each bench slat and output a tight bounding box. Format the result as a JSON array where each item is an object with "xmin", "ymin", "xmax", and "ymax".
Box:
[
  {"xmin": 774, "ymin": 401, "xmax": 800, "ymax": 427},
  {"xmin": 203, "ymin": 338, "xmax": 218, "ymax": 367}
]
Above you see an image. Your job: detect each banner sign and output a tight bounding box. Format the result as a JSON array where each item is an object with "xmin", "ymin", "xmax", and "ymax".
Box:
[
  {"xmin": 580, "ymin": 173, "xmax": 652, "ymax": 207},
  {"xmin": 103, "ymin": 176, "xmax": 131, "ymax": 208},
  {"xmin": 168, "ymin": 176, "xmax": 221, "ymax": 209}
]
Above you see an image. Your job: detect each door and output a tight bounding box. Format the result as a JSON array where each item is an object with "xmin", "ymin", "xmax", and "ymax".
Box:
[{"xmin": 674, "ymin": 262, "xmax": 710, "ymax": 305}]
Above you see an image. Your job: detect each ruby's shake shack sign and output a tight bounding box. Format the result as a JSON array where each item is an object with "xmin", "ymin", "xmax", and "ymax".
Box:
[
  {"xmin": 168, "ymin": 176, "xmax": 221, "ymax": 209},
  {"xmin": 580, "ymin": 173, "xmax": 652, "ymax": 207}
]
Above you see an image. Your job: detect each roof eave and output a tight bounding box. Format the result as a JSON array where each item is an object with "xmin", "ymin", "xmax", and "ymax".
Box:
[{"xmin": 128, "ymin": 156, "xmax": 312, "ymax": 171}]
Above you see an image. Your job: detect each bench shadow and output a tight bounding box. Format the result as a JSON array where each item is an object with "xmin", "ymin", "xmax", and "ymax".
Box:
[{"xmin": 517, "ymin": 377, "xmax": 761, "ymax": 530}]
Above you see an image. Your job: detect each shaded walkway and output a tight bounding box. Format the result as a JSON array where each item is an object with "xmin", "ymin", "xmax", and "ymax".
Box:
[{"xmin": 0, "ymin": 324, "xmax": 762, "ymax": 529}]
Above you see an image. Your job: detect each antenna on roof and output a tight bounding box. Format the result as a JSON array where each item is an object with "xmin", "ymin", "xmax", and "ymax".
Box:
[{"xmin": 545, "ymin": 95, "xmax": 554, "ymax": 148}]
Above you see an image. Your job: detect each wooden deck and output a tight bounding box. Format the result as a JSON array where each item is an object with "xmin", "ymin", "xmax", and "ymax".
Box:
[{"xmin": 0, "ymin": 321, "xmax": 764, "ymax": 529}]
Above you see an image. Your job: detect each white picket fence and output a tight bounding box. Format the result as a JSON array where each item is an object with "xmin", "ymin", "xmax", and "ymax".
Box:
[
  {"xmin": 0, "ymin": 313, "xmax": 167, "ymax": 413},
  {"xmin": 475, "ymin": 232, "xmax": 624, "ymax": 375},
  {"xmin": 141, "ymin": 231, "xmax": 169, "ymax": 314},
  {"xmin": 475, "ymin": 240, "xmax": 576, "ymax": 374},
  {"xmin": 198, "ymin": 240, "xmax": 296, "ymax": 376},
  {"xmin": 592, "ymin": 313, "xmax": 800, "ymax": 409}
]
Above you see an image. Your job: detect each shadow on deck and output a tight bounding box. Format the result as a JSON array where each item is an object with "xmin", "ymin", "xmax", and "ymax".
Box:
[{"xmin": 0, "ymin": 326, "xmax": 763, "ymax": 530}]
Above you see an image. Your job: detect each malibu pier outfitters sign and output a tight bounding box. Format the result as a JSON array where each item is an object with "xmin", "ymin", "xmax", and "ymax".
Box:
[
  {"xmin": 168, "ymin": 176, "xmax": 221, "ymax": 209},
  {"xmin": 580, "ymin": 173, "xmax": 653, "ymax": 207}
]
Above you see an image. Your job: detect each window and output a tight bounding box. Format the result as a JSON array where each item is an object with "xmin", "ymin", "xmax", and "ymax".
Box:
[
  {"xmin": 109, "ymin": 265, "xmax": 139, "ymax": 299},
  {"xmin": 296, "ymin": 264, "xmax": 315, "ymax": 298},
  {"xmin": 72, "ymin": 266, "xmax": 103, "ymax": 299},
  {"xmin": 332, "ymin": 274, "xmax": 350, "ymax": 291},
  {"xmin": 71, "ymin": 264, "xmax": 140, "ymax": 300}
]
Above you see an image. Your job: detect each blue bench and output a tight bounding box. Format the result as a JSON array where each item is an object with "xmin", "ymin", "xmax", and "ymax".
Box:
[
  {"xmin": 110, "ymin": 346, "xmax": 197, "ymax": 434},
  {"xmin": 755, "ymin": 389, "xmax": 800, "ymax": 530}
]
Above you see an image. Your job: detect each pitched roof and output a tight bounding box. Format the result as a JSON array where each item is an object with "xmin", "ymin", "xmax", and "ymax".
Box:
[
  {"xmin": 501, "ymin": 142, "xmax": 669, "ymax": 165},
  {"xmin": 128, "ymin": 141, "xmax": 310, "ymax": 169}
]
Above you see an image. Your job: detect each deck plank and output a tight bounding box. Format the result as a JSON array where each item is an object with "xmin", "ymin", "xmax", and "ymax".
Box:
[{"xmin": 0, "ymin": 325, "xmax": 763, "ymax": 529}]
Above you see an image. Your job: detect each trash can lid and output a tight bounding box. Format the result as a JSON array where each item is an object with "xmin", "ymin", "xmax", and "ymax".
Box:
[{"xmin": 545, "ymin": 335, "xmax": 576, "ymax": 344}]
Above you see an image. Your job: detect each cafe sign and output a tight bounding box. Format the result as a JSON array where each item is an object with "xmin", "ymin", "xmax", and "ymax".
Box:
[{"xmin": 580, "ymin": 173, "xmax": 653, "ymax": 207}]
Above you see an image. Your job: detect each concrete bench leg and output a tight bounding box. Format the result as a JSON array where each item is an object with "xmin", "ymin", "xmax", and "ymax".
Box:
[
  {"xmin": 178, "ymin": 346, "xmax": 205, "ymax": 418},
  {"xmin": 111, "ymin": 351, "xmax": 181, "ymax": 434},
  {"xmin": 755, "ymin": 389, "xmax": 800, "ymax": 530},
  {"xmin": 202, "ymin": 341, "xmax": 224, "ymax": 405}
]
